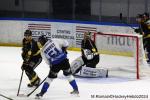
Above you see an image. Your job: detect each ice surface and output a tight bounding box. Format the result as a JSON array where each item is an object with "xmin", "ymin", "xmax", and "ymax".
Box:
[{"xmin": 0, "ymin": 46, "xmax": 150, "ymax": 100}]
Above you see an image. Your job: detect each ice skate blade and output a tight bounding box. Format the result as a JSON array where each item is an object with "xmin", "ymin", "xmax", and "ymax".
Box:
[
  {"xmin": 71, "ymin": 93, "xmax": 80, "ymax": 97},
  {"xmin": 17, "ymin": 94, "xmax": 27, "ymax": 97}
]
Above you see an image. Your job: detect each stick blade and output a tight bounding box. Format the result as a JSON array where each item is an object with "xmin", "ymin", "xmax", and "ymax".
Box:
[{"xmin": 17, "ymin": 94, "xmax": 27, "ymax": 97}]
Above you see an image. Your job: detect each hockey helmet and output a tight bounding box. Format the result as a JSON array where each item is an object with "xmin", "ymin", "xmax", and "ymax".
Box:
[
  {"xmin": 38, "ymin": 35, "xmax": 48, "ymax": 46},
  {"xmin": 24, "ymin": 30, "xmax": 32, "ymax": 36},
  {"xmin": 143, "ymin": 12, "xmax": 149, "ymax": 18}
]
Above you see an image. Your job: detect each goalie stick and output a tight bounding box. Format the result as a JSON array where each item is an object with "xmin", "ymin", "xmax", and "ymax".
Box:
[{"xmin": 0, "ymin": 93, "xmax": 14, "ymax": 100}]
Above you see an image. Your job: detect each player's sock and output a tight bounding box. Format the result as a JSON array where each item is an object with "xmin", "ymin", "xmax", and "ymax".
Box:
[
  {"xmin": 35, "ymin": 82, "xmax": 49, "ymax": 98},
  {"xmin": 69, "ymin": 80, "xmax": 79, "ymax": 92},
  {"xmin": 41, "ymin": 82, "xmax": 49, "ymax": 94}
]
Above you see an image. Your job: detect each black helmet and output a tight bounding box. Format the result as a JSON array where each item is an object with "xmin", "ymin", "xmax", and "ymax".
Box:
[
  {"xmin": 143, "ymin": 12, "xmax": 149, "ymax": 18},
  {"xmin": 24, "ymin": 30, "xmax": 32, "ymax": 36},
  {"xmin": 137, "ymin": 14, "xmax": 143, "ymax": 18},
  {"xmin": 38, "ymin": 35, "xmax": 48, "ymax": 46}
]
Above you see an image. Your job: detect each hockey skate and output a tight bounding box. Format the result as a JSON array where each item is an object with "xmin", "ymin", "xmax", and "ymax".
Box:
[
  {"xmin": 70, "ymin": 90, "xmax": 80, "ymax": 97},
  {"xmin": 28, "ymin": 77, "xmax": 40, "ymax": 87},
  {"xmin": 35, "ymin": 92, "xmax": 44, "ymax": 99},
  {"xmin": 70, "ymin": 89, "xmax": 79, "ymax": 96}
]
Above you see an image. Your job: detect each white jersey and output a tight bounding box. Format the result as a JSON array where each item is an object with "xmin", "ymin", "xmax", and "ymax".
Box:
[{"xmin": 41, "ymin": 39, "xmax": 69, "ymax": 65}]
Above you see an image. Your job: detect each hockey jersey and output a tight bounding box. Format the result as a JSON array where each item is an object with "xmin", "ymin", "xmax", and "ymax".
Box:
[
  {"xmin": 81, "ymin": 38, "xmax": 99, "ymax": 60},
  {"xmin": 41, "ymin": 39, "xmax": 69, "ymax": 65},
  {"xmin": 22, "ymin": 38, "xmax": 41, "ymax": 61}
]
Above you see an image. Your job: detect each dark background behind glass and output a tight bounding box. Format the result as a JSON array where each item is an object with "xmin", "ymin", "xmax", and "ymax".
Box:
[{"xmin": 0, "ymin": 0, "xmax": 149, "ymax": 24}]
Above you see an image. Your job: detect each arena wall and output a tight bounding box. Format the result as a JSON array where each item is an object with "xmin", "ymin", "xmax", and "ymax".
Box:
[{"xmin": 0, "ymin": 19, "xmax": 137, "ymax": 51}]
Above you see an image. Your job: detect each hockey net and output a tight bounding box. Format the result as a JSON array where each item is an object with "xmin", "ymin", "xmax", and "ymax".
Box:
[{"xmin": 93, "ymin": 32, "xmax": 150, "ymax": 79}]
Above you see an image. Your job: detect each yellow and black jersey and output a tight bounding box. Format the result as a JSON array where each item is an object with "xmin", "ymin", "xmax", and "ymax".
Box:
[
  {"xmin": 139, "ymin": 19, "xmax": 150, "ymax": 51},
  {"xmin": 81, "ymin": 39, "xmax": 99, "ymax": 57},
  {"xmin": 22, "ymin": 38, "xmax": 41, "ymax": 61},
  {"xmin": 81, "ymin": 39, "xmax": 99, "ymax": 67},
  {"xmin": 141, "ymin": 19, "xmax": 150, "ymax": 38}
]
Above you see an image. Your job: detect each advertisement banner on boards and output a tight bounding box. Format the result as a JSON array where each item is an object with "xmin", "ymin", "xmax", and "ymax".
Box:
[
  {"xmin": 23, "ymin": 21, "xmax": 51, "ymax": 41},
  {"xmin": 51, "ymin": 22, "xmax": 75, "ymax": 47},
  {"xmin": 74, "ymin": 24, "xmax": 97, "ymax": 48}
]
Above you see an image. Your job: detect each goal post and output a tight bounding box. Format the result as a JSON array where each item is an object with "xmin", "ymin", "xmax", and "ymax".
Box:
[{"xmin": 93, "ymin": 32, "xmax": 149, "ymax": 79}]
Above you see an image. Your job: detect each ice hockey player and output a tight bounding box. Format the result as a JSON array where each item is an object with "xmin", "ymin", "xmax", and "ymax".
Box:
[
  {"xmin": 35, "ymin": 35, "xmax": 79, "ymax": 99},
  {"xmin": 135, "ymin": 12, "xmax": 150, "ymax": 63},
  {"xmin": 71, "ymin": 32, "xmax": 108, "ymax": 78},
  {"xmin": 21, "ymin": 29, "xmax": 42, "ymax": 87}
]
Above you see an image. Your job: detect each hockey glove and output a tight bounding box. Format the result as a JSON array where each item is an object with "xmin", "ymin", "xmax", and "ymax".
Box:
[
  {"xmin": 21, "ymin": 50, "xmax": 32, "ymax": 61},
  {"xmin": 21, "ymin": 61, "xmax": 29, "ymax": 70},
  {"xmin": 134, "ymin": 28, "xmax": 140, "ymax": 33},
  {"xmin": 62, "ymin": 47, "xmax": 68, "ymax": 54}
]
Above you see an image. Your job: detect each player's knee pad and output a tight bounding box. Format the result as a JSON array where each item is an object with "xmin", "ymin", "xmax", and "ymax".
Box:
[
  {"xmin": 70, "ymin": 56, "xmax": 84, "ymax": 74},
  {"xmin": 25, "ymin": 70, "xmax": 36, "ymax": 80},
  {"xmin": 45, "ymin": 77, "xmax": 53, "ymax": 84},
  {"xmin": 48, "ymin": 70, "xmax": 57, "ymax": 78},
  {"xmin": 24, "ymin": 66, "xmax": 34, "ymax": 74},
  {"xmin": 22, "ymin": 63, "xmax": 28, "ymax": 70},
  {"xmin": 63, "ymin": 68, "xmax": 72, "ymax": 76},
  {"xmin": 65, "ymin": 75, "xmax": 75, "ymax": 82},
  {"xmin": 25, "ymin": 71, "xmax": 32, "ymax": 80}
]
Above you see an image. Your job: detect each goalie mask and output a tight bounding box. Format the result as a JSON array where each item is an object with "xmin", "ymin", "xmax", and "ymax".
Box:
[
  {"xmin": 38, "ymin": 35, "xmax": 48, "ymax": 46},
  {"xmin": 84, "ymin": 32, "xmax": 92, "ymax": 39}
]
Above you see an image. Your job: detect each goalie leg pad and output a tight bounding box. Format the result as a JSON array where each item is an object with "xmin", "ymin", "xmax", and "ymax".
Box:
[
  {"xmin": 70, "ymin": 56, "xmax": 84, "ymax": 74},
  {"xmin": 75, "ymin": 67, "xmax": 108, "ymax": 78},
  {"xmin": 66, "ymin": 75, "xmax": 75, "ymax": 82}
]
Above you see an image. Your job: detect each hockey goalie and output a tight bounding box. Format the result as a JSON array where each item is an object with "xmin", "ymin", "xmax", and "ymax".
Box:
[{"xmin": 70, "ymin": 32, "xmax": 108, "ymax": 78}]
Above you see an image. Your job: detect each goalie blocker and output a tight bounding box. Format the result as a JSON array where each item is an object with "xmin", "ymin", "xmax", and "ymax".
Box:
[{"xmin": 71, "ymin": 57, "xmax": 108, "ymax": 78}]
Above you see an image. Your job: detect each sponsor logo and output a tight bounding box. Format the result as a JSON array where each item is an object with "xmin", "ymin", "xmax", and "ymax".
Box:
[
  {"xmin": 107, "ymin": 36, "xmax": 134, "ymax": 46},
  {"xmin": 27, "ymin": 23, "xmax": 51, "ymax": 40},
  {"xmin": 75, "ymin": 26, "xmax": 97, "ymax": 46}
]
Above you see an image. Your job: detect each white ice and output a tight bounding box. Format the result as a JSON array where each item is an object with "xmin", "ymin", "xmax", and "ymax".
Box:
[{"xmin": 0, "ymin": 46, "xmax": 150, "ymax": 100}]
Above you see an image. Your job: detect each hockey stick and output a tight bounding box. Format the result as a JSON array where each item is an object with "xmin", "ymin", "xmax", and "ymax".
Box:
[
  {"xmin": 119, "ymin": 13, "xmax": 136, "ymax": 30},
  {"xmin": 17, "ymin": 70, "xmax": 24, "ymax": 96},
  {"xmin": 0, "ymin": 94, "xmax": 14, "ymax": 100},
  {"xmin": 27, "ymin": 77, "xmax": 47, "ymax": 97}
]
